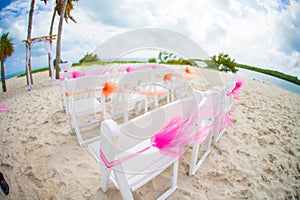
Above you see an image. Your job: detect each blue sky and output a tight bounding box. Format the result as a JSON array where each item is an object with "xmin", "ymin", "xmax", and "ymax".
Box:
[{"xmin": 0, "ymin": 0, "xmax": 299, "ymax": 78}]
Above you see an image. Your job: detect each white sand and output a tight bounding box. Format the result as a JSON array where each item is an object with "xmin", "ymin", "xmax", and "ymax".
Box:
[{"xmin": 0, "ymin": 66, "xmax": 299, "ymax": 199}]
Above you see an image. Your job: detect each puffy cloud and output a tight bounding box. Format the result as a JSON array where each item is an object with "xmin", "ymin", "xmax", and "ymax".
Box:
[{"xmin": 0, "ymin": 0, "xmax": 299, "ymax": 78}]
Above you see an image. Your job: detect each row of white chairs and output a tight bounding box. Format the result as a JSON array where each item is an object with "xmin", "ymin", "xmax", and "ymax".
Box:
[
  {"xmin": 60, "ymin": 66, "xmax": 191, "ymax": 146},
  {"xmin": 86, "ymin": 75, "xmax": 238, "ymax": 200},
  {"xmin": 59, "ymin": 65, "xmax": 238, "ymax": 199}
]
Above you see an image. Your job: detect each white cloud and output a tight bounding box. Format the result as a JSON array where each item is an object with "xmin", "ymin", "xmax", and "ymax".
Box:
[{"xmin": 0, "ymin": 0, "xmax": 299, "ymax": 78}]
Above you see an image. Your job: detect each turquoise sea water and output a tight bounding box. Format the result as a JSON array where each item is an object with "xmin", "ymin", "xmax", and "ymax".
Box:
[
  {"xmin": 237, "ymin": 68, "xmax": 300, "ymax": 96},
  {"xmin": 0, "ymin": 66, "xmax": 47, "ymax": 81},
  {"xmin": 3, "ymin": 71, "xmax": 24, "ymax": 80}
]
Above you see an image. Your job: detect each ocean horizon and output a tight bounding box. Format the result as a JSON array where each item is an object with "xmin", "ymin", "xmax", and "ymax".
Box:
[
  {"xmin": 237, "ymin": 68, "xmax": 300, "ymax": 96},
  {"xmin": 1, "ymin": 64, "xmax": 299, "ymax": 96},
  {"xmin": 1, "ymin": 65, "xmax": 49, "ymax": 81}
]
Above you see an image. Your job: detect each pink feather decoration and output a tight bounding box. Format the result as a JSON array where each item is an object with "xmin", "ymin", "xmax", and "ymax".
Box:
[
  {"xmin": 0, "ymin": 104, "xmax": 11, "ymax": 112},
  {"xmin": 126, "ymin": 66, "xmax": 133, "ymax": 73},
  {"xmin": 151, "ymin": 109, "xmax": 201, "ymax": 157},
  {"xmin": 71, "ymin": 70, "xmax": 85, "ymax": 78},
  {"xmin": 227, "ymin": 78, "xmax": 243, "ymax": 100},
  {"xmin": 150, "ymin": 65, "xmax": 158, "ymax": 70},
  {"xmin": 151, "ymin": 117, "xmax": 181, "ymax": 149}
]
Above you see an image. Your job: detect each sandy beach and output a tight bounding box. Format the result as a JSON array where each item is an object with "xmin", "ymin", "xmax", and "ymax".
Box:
[{"xmin": 0, "ymin": 65, "xmax": 299, "ymax": 199}]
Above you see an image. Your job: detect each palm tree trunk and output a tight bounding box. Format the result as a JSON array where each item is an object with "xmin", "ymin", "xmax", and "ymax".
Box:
[
  {"xmin": 1, "ymin": 60, "xmax": 7, "ymax": 92},
  {"xmin": 26, "ymin": 0, "xmax": 35, "ymax": 86},
  {"xmin": 48, "ymin": 7, "xmax": 56, "ymax": 77},
  {"xmin": 55, "ymin": 0, "xmax": 68, "ymax": 79}
]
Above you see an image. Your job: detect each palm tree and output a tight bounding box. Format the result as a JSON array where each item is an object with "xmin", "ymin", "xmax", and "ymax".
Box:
[
  {"xmin": 0, "ymin": 33, "xmax": 14, "ymax": 92},
  {"xmin": 48, "ymin": 0, "xmax": 78, "ymax": 77},
  {"xmin": 26, "ymin": 0, "xmax": 49, "ymax": 86},
  {"xmin": 48, "ymin": 3, "xmax": 57, "ymax": 77},
  {"xmin": 56, "ymin": 0, "xmax": 78, "ymax": 23},
  {"xmin": 54, "ymin": 0, "xmax": 78, "ymax": 79},
  {"xmin": 25, "ymin": 0, "xmax": 35, "ymax": 86}
]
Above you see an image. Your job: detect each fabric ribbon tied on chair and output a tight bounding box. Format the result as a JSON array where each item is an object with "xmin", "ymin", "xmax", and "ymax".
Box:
[
  {"xmin": 227, "ymin": 78, "xmax": 243, "ymax": 101},
  {"xmin": 99, "ymin": 108, "xmax": 213, "ymax": 168}
]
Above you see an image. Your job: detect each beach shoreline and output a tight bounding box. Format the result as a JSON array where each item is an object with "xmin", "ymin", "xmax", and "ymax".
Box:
[{"xmin": 0, "ymin": 65, "xmax": 299, "ymax": 199}]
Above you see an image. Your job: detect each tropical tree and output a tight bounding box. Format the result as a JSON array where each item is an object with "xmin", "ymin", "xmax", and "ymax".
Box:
[
  {"xmin": 48, "ymin": 0, "xmax": 78, "ymax": 77},
  {"xmin": 78, "ymin": 53, "xmax": 100, "ymax": 64},
  {"xmin": 54, "ymin": 0, "xmax": 79, "ymax": 79},
  {"xmin": 56, "ymin": 0, "xmax": 78, "ymax": 23},
  {"xmin": 148, "ymin": 57, "xmax": 156, "ymax": 63},
  {"xmin": 210, "ymin": 52, "xmax": 238, "ymax": 73},
  {"xmin": 25, "ymin": 0, "xmax": 35, "ymax": 86},
  {"xmin": 157, "ymin": 51, "xmax": 196, "ymax": 66},
  {"xmin": 25, "ymin": 0, "xmax": 49, "ymax": 86},
  {"xmin": 0, "ymin": 33, "xmax": 14, "ymax": 92}
]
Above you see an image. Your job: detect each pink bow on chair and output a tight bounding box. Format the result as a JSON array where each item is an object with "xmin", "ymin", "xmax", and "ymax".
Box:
[
  {"xmin": 227, "ymin": 78, "xmax": 243, "ymax": 101},
  {"xmin": 0, "ymin": 104, "xmax": 11, "ymax": 112},
  {"xmin": 99, "ymin": 108, "xmax": 212, "ymax": 168}
]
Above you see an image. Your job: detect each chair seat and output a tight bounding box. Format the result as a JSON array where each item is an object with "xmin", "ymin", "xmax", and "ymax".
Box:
[
  {"xmin": 126, "ymin": 93, "xmax": 146, "ymax": 103},
  {"xmin": 72, "ymin": 98, "xmax": 104, "ymax": 116},
  {"xmin": 121, "ymin": 151, "xmax": 175, "ymax": 191},
  {"xmin": 88, "ymin": 138, "xmax": 176, "ymax": 191}
]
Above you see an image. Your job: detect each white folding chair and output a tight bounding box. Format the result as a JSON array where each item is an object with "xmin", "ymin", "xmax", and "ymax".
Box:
[
  {"xmin": 64, "ymin": 74, "xmax": 109, "ymax": 146},
  {"xmin": 151, "ymin": 66, "xmax": 193, "ymax": 107},
  {"xmin": 88, "ymin": 98, "xmax": 198, "ymax": 200},
  {"xmin": 111, "ymin": 70, "xmax": 154, "ymax": 122},
  {"xmin": 212, "ymin": 75, "xmax": 237, "ymax": 144},
  {"xmin": 224, "ymin": 75, "xmax": 238, "ymax": 113},
  {"xmin": 151, "ymin": 67, "xmax": 175, "ymax": 108},
  {"xmin": 59, "ymin": 71, "xmax": 75, "ymax": 114},
  {"xmin": 59, "ymin": 61, "xmax": 72, "ymax": 72},
  {"xmin": 189, "ymin": 90, "xmax": 223, "ymax": 176}
]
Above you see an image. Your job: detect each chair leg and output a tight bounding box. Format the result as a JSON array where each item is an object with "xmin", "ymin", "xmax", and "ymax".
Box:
[
  {"xmin": 100, "ymin": 165, "xmax": 111, "ymax": 193},
  {"xmin": 189, "ymin": 142, "xmax": 200, "ymax": 176},
  {"xmin": 214, "ymin": 129, "xmax": 225, "ymax": 144},
  {"xmin": 114, "ymin": 170, "xmax": 134, "ymax": 200},
  {"xmin": 171, "ymin": 159, "xmax": 178, "ymax": 189},
  {"xmin": 73, "ymin": 117, "xmax": 84, "ymax": 146},
  {"xmin": 102, "ymin": 102, "xmax": 108, "ymax": 120},
  {"xmin": 144, "ymin": 98, "xmax": 148, "ymax": 113},
  {"xmin": 154, "ymin": 95, "xmax": 159, "ymax": 108},
  {"xmin": 157, "ymin": 159, "xmax": 178, "ymax": 200},
  {"xmin": 123, "ymin": 103, "xmax": 129, "ymax": 122},
  {"xmin": 189, "ymin": 133, "xmax": 213, "ymax": 176},
  {"xmin": 166, "ymin": 90, "xmax": 170, "ymax": 103},
  {"xmin": 68, "ymin": 115, "xmax": 74, "ymax": 133}
]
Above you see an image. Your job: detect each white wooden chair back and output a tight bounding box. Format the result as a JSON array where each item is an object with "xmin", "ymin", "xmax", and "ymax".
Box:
[
  {"xmin": 224, "ymin": 75, "xmax": 238, "ymax": 113},
  {"xmin": 152, "ymin": 66, "xmax": 176, "ymax": 104},
  {"xmin": 60, "ymin": 71, "xmax": 75, "ymax": 113},
  {"xmin": 211, "ymin": 76, "xmax": 237, "ymax": 144},
  {"xmin": 99, "ymin": 97, "xmax": 198, "ymax": 199},
  {"xmin": 111, "ymin": 70, "xmax": 154, "ymax": 122},
  {"xmin": 64, "ymin": 74, "xmax": 109, "ymax": 146},
  {"xmin": 65, "ymin": 75, "xmax": 108, "ymax": 110},
  {"xmin": 189, "ymin": 90, "xmax": 223, "ymax": 176}
]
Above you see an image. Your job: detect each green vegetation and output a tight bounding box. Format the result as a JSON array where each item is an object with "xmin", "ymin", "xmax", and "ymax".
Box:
[
  {"xmin": 208, "ymin": 52, "xmax": 238, "ymax": 73},
  {"xmin": 236, "ymin": 63, "xmax": 300, "ymax": 85},
  {"xmin": 203, "ymin": 52, "xmax": 299, "ymax": 85},
  {"xmin": 72, "ymin": 60, "xmax": 145, "ymax": 67},
  {"xmin": 72, "ymin": 51, "xmax": 300, "ymax": 86},
  {"xmin": 148, "ymin": 57, "xmax": 156, "ymax": 63},
  {"xmin": 17, "ymin": 67, "xmax": 49, "ymax": 77},
  {"xmin": 0, "ymin": 32, "xmax": 14, "ymax": 92},
  {"xmin": 157, "ymin": 51, "xmax": 197, "ymax": 66},
  {"xmin": 79, "ymin": 53, "xmax": 100, "ymax": 64}
]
